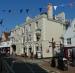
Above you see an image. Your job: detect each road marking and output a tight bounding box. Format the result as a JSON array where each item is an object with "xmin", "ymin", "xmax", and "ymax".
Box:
[{"xmin": 24, "ymin": 59, "xmax": 35, "ymax": 73}]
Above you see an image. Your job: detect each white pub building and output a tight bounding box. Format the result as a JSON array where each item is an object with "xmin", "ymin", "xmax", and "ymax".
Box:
[{"xmin": 10, "ymin": 3, "xmax": 66, "ymax": 58}]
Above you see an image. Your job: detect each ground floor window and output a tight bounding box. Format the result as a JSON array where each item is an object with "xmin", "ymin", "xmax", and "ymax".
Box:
[
  {"xmin": 29, "ymin": 47, "xmax": 32, "ymax": 53},
  {"xmin": 36, "ymin": 46, "xmax": 39, "ymax": 51},
  {"xmin": 23, "ymin": 47, "xmax": 27, "ymax": 53}
]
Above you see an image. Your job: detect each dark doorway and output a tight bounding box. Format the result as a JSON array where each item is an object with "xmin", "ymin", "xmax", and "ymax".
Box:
[
  {"xmin": 23, "ymin": 47, "xmax": 27, "ymax": 57},
  {"xmin": 29, "ymin": 47, "xmax": 32, "ymax": 53},
  {"xmin": 11, "ymin": 44, "xmax": 16, "ymax": 52}
]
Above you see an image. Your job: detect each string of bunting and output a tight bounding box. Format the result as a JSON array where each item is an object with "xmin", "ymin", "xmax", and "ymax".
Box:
[
  {"xmin": 0, "ymin": 2, "xmax": 75, "ymax": 26},
  {"xmin": 0, "ymin": 2, "xmax": 75, "ymax": 14},
  {"xmin": 54, "ymin": 1, "xmax": 75, "ymax": 10}
]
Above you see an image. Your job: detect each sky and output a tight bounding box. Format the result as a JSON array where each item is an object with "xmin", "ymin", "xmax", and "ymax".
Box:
[{"xmin": 0, "ymin": 0, "xmax": 75, "ymax": 36}]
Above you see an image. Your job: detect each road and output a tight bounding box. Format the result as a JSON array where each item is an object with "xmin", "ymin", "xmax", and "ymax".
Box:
[
  {"xmin": 12, "ymin": 61, "xmax": 48, "ymax": 73},
  {"xmin": 2, "ymin": 56, "xmax": 75, "ymax": 73},
  {"xmin": 0, "ymin": 56, "xmax": 48, "ymax": 73}
]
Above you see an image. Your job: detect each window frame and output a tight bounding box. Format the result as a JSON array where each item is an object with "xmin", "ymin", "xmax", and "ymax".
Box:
[{"xmin": 67, "ymin": 38, "xmax": 71, "ymax": 45}]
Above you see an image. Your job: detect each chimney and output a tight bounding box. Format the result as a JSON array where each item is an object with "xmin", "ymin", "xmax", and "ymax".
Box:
[{"xmin": 47, "ymin": 3, "xmax": 53, "ymax": 19}]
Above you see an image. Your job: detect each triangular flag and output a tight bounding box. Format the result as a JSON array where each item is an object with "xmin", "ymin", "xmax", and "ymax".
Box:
[
  {"xmin": 26, "ymin": 9, "xmax": 29, "ymax": 14},
  {"xmin": 54, "ymin": 6, "xmax": 58, "ymax": 10},
  {"xmin": 8, "ymin": 9, "xmax": 11, "ymax": 13},
  {"xmin": 20, "ymin": 9, "xmax": 23, "ymax": 13},
  {"xmin": 0, "ymin": 19, "xmax": 3, "ymax": 25},
  {"xmin": 39, "ymin": 8, "xmax": 42, "ymax": 12}
]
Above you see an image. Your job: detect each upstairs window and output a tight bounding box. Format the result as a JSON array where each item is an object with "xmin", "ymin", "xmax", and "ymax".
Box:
[
  {"xmin": 67, "ymin": 38, "xmax": 71, "ymax": 44},
  {"xmin": 36, "ymin": 21, "xmax": 38, "ymax": 28},
  {"xmin": 74, "ymin": 24, "xmax": 75, "ymax": 28},
  {"xmin": 29, "ymin": 24, "xmax": 31, "ymax": 27},
  {"xmin": 29, "ymin": 24, "xmax": 31, "ymax": 31},
  {"xmin": 29, "ymin": 34, "xmax": 31, "ymax": 41}
]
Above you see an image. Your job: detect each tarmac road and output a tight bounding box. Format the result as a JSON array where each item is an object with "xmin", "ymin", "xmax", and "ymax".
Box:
[
  {"xmin": 2, "ymin": 57, "xmax": 48, "ymax": 73},
  {"xmin": 12, "ymin": 61, "xmax": 48, "ymax": 73}
]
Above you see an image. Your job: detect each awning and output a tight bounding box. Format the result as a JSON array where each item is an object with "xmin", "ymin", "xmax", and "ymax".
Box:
[
  {"xmin": 0, "ymin": 41, "xmax": 11, "ymax": 48},
  {"xmin": 64, "ymin": 46, "xmax": 75, "ymax": 49}
]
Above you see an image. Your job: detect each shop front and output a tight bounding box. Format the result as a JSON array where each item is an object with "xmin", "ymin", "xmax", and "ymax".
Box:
[{"xmin": 64, "ymin": 46, "xmax": 75, "ymax": 60}]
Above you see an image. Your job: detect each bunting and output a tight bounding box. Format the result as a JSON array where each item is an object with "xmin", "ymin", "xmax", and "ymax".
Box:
[
  {"xmin": 53, "ymin": 6, "xmax": 58, "ymax": 10},
  {"xmin": 39, "ymin": 8, "xmax": 42, "ymax": 12},
  {"xmin": 8, "ymin": 9, "xmax": 11, "ymax": 13},
  {"xmin": 0, "ymin": 19, "xmax": 3, "ymax": 25},
  {"xmin": 0, "ymin": 2, "xmax": 74, "ymax": 13},
  {"xmin": 0, "ymin": 2, "xmax": 75, "ymax": 30},
  {"xmin": 26, "ymin": 9, "xmax": 29, "ymax": 14},
  {"xmin": 20, "ymin": 9, "xmax": 23, "ymax": 13}
]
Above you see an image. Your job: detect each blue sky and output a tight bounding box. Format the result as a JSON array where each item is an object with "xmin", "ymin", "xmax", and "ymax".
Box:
[{"xmin": 0, "ymin": 0, "xmax": 75, "ymax": 36}]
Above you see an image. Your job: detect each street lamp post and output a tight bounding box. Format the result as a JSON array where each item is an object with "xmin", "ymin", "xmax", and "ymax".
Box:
[
  {"xmin": 52, "ymin": 37, "xmax": 56, "ymax": 57},
  {"xmin": 52, "ymin": 38, "xmax": 54, "ymax": 57},
  {"xmin": 51, "ymin": 37, "xmax": 56, "ymax": 67}
]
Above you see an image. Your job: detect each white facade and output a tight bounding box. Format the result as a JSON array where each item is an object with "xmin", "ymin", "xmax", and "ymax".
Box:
[
  {"xmin": 63, "ymin": 19, "xmax": 75, "ymax": 58},
  {"xmin": 0, "ymin": 41, "xmax": 12, "ymax": 54},
  {"xmin": 10, "ymin": 4, "xmax": 66, "ymax": 58},
  {"xmin": 10, "ymin": 14, "xmax": 66, "ymax": 58},
  {"xmin": 64, "ymin": 19, "xmax": 75, "ymax": 47},
  {"xmin": 10, "ymin": 26, "xmax": 24, "ymax": 55}
]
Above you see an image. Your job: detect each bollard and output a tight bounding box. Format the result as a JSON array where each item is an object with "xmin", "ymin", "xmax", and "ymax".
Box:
[{"xmin": 51, "ymin": 57, "xmax": 56, "ymax": 67}]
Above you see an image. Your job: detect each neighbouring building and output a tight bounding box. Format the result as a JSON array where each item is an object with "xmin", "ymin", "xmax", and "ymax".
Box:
[
  {"xmin": 10, "ymin": 25, "xmax": 24, "ymax": 55},
  {"xmin": 64, "ymin": 19, "xmax": 75, "ymax": 58},
  {"xmin": 2, "ymin": 32, "xmax": 10, "ymax": 41},
  {"xmin": 10, "ymin": 3, "xmax": 67, "ymax": 58},
  {"xmin": 0, "ymin": 32, "xmax": 11, "ymax": 55}
]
